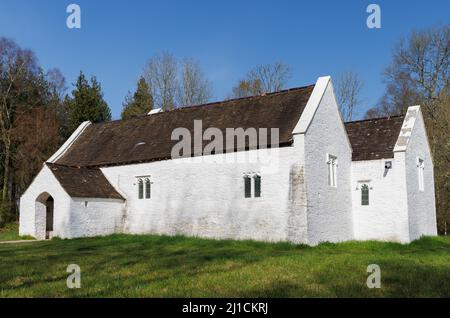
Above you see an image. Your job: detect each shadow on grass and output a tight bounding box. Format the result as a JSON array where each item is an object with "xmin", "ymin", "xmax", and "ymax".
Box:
[{"xmin": 1, "ymin": 234, "xmax": 450, "ymax": 297}]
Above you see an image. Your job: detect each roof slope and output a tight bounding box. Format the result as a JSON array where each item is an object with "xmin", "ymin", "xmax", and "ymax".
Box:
[
  {"xmin": 56, "ymin": 85, "xmax": 315, "ymax": 167},
  {"xmin": 47, "ymin": 163, "xmax": 124, "ymax": 200},
  {"xmin": 345, "ymin": 115, "xmax": 405, "ymax": 161}
]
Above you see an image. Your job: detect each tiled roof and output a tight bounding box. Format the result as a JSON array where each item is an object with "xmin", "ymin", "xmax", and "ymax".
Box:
[
  {"xmin": 345, "ymin": 115, "xmax": 405, "ymax": 161},
  {"xmin": 47, "ymin": 163, "xmax": 124, "ymax": 200},
  {"xmin": 56, "ymin": 85, "xmax": 315, "ymax": 167}
]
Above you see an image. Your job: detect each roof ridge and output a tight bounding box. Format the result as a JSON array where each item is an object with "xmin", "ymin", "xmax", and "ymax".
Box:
[
  {"xmin": 46, "ymin": 162, "xmax": 99, "ymax": 170},
  {"xmin": 344, "ymin": 114, "xmax": 405, "ymax": 124},
  {"xmin": 90, "ymin": 84, "xmax": 316, "ymax": 127}
]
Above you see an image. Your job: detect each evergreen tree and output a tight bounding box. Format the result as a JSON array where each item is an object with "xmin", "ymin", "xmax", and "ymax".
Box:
[
  {"xmin": 67, "ymin": 71, "xmax": 111, "ymax": 132},
  {"xmin": 121, "ymin": 77, "xmax": 153, "ymax": 119}
]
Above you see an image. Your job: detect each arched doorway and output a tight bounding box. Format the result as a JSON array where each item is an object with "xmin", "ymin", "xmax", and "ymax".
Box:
[
  {"xmin": 45, "ymin": 196, "xmax": 54, "ymax": 238},
  {"xmin": 35, "ymin": 192, "xmax": 54, "ymax": 239}
]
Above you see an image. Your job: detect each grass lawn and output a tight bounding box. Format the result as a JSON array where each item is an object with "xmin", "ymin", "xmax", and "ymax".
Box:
[
  {"xmin": 0, "ymin": 234, "xmax": 450, "ymax": 297},
  {"xmin": 0, "ymin": 223, "xmax": 21, "ymax": 242},
  {"xmin": 0, "ymin": 222, "xmax": 34, "ymax": 242}
]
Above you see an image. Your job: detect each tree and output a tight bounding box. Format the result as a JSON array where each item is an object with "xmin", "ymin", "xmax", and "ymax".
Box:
[
  {"xmin": 45, "ymin": 68, "xmax": 71, "ymax": 139},
  {"xmin": 335, "ymin": 72, "xmax": 363, "ymax": 121},
  {"xmin": 232, "ymin": 79, "xmax": 263, "ymax": 98},
  {"xmin": 232, "ymin": 62, "xmax": 292, "ymax": 98},
  {"xmin": 0, "ymin": 37, "xmax": 66, "ymax": 224},
  {"xmin": 365, "ymin": 25, "xmax": 450, "ymax": 234},
  {"xmin": 66, "ymin": 71, "xmax": 111, "ymax": 132},
  {"xmin": 121, "ymin": 77, "xmax": 154, "ymax": 119},
  {"xmin": 143, "ymin": 52, "xmax": 212, "ymax": 110},
  {"xmin": 12, "ymin": 107, "xmax": 60, "ymax": 204},
  {"xmin": 365, "ymin": 26, "xmax": 449, "ymax": 118},
  {"xmin": 0, "ymin": 38, "xmax": 48, "ymax": 203},
  {"xmin": 177, "ymin": 58, "xmax": 212, "ymax": 107},
  {"xmin": 143, "ymin": 52, "xmax": 178, "ymax": 111}
]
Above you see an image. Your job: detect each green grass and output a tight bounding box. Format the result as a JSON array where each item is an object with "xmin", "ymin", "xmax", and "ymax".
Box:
[
  {"xmin": 0, "ymin": 223, "xmax": 21, "ymax": 241},
  {"xmin": 0, "ymin": 223, "xmax": 34, "ymax": 242},
  {"xmin": 0, "ymin": 234, "xmax": 450, "ymax": 297}
]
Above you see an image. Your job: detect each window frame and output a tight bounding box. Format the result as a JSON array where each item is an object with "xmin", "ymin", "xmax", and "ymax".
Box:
[
  {"xmin": 145, "ymin": 178, "xmax": 151, "ymax": 199},
  {"xmin": 138, "ymin": 178, "xmax": 144, "ymax": 199},
  {"xmin": 327, "ymin": 154, "xmax": 338, "ymax": 187},
  {"xmin": 254, "ymin": 174, "xmax": 261, "ymax": 198},
  {"xmin": 244, "ymin": 175, "xmax": 252, "ymax": 198},
  {"xmin": 417, "ymin": 158, "xmax": 425, "ymax": 192},
  {"xmin": 361, "ymin": 184, "xmax": 369, "ymax": 206}
]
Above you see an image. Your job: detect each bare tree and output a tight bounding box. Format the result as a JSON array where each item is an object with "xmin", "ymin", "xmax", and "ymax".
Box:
[
  {"xmin": 365, "ymin": 25, "xmax": 450, "ymax": 233},
  {"xmin": 143, "ymin": 53, "xmax": 213, "ymax": 110},
  {"xmin": 177, "ymin": 58, "xmax": 212, "ymax": 107},
  {"xmin": 232, "ymin": 62, "xmax": 292, "ymax": 98},
  {"xmin": 143, "ymin": 52, "xmax": 178, "ymax": 111},
  {"xmin": 391, "ymin": 26, "xmax": 449, "ymax": 118},
  {"xmin": 335, "ymin": 72, "xmax": 363, "ymax": 121},
  {"xmin": 366, "ymin": 25, "xmax": 449, "ymax": 118}
]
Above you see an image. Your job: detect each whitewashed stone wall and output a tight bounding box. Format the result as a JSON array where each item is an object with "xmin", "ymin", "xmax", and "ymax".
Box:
[
  {"xmin": 404, "ymin": 111, "xmax": 437, "ymax": 240},
  {"xmin": 351, "ymin": 156, "xmax": 410, "ymax": 242},
  {"xmin": 19, "ymin": 165, "xmax": 125, "ymax": 239},
  {"xmin": 101, "ymin": 145, "xmax": 309, "ymax": 244},
  {"xmin": 302, "ymin": 80, "xmax": 353, "ymax": 245},
  {"xmin": 352, "ymin": 107, "xmax": 437, "ymax": 243},
  {"xmin": 19, "ymin": 80, "xmax": 437, "ymax": 244},
  {"xmin": 67, "ymin": 198, "xmax": 125, "ymax": 238},
  {"xmin": 19, "ymin": 165, "xmax": 72, "ymax": 240}
]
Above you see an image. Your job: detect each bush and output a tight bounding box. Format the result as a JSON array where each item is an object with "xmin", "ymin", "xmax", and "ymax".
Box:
[{"xmin": 0, "ymin": 201, "xmax": 14, "ymax": 228}]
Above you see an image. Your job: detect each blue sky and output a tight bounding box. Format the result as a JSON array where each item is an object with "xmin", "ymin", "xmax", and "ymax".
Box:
[{"xmin": 0, "ymin": 0, "xmax": 448, "ymax": 119}]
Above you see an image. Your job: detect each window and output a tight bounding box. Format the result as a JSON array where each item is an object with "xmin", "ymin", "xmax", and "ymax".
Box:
[
  {"xmin": 244, "ymin": 175, "xmax": 251, "ymax": 198},
  {"xmin": 418, "ymin": 158, "xmax": 424, "ymax": 191},
  {"xmin": 361, "ymin": 184, "xmax": 369, "ymax": 206},
  {"xmin": 138, "ymin": 179, "xmax": 144, "ymax": 199},
  {"xmin": 244, "ymin": 173, "xmax": 262, "ymax": 198},
  {"xmin": 145, "ymin": 178, "xmax": 151, "ymax": 199},
  {"xmin": 327, "ymin": 154, "xmax": 337, "ymax": 187},
  {"xmin": 254, "ymin": 175, "xmax": 261, "ymax": 198}
]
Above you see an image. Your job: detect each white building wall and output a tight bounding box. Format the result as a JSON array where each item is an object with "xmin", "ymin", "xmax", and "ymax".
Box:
[
  {"xmin": 19, "ymin": 165, "xmax": 72, "ymax": 240},
  {"xmin": 351, "ymin": 155, "xmax": 410, "ymax": 242},
  {"xmin": 19, "ymin": 165, "xmax": 126, "ymax": 239},
  {"xmin": 101, "ymin": 145, "xmax": 309, "ymax": 244},
  {"xmin": 67, "ymin": 198, "xmax": 125, "ymax": 238},
  {"xmin": 404, "ymin": 111, "xmax": 437, "ymax": 240},
  {"xmin": 302, "ymin": 81, "xmax": 353, "ymax": 245}
]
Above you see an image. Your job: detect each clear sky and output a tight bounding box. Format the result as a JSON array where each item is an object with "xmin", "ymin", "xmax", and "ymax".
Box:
[{"xmin": 0, "ymin": 0, "xmax": 448, "ymax": 119}]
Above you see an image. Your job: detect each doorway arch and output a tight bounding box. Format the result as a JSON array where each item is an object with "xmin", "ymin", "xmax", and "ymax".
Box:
[{"xmin": 35, "ymin": 192, "xmax": 54, "ymax": 239}]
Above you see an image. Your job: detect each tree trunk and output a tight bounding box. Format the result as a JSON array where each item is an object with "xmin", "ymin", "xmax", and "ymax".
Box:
[{"xmin": 2, "ymin": 142, "xmax": 10, "ymax": 202}]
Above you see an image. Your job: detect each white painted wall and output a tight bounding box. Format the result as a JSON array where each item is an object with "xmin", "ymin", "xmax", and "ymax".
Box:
[
  {"xmin": 101, "ymin": 145, "xmax": 309, "ymax": 244},
  {"xmin": 351, "ymin": 155, "xmax": 410, "ymax": 242},
  {"xmin": 302, "ymin": 80, "xmax": 353, "ymax": 245},
  {"xmin": 404, "ymin": 110, "xmax": 437, "ymax": 240},
  {"xmin": 19, "ymin": 165, "xmax": 72, "ymax": 240},
  {"xmin": 67, "ymin": 198, "xmax": 125, "ymax": 238},
  {"xmin": 19, "ymin": 165, "xmax": 126, "ymax": 239}
]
